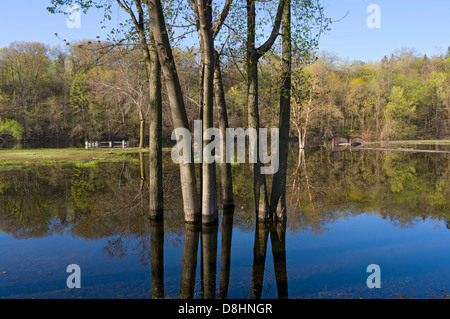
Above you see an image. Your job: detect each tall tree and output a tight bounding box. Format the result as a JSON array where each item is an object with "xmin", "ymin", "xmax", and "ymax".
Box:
[
  {"xmin": 47, "ymin": 0, "xmax": 166, "ymax": 218},
  {"xmin": 246, "ymin": 0, "xmax": 286, "ymax": 221},
  {"xmin": 146, "ymin": 0, "xmax": 200, "ymax": 222},
  {"xmin": 269, "ymin": 0, "xmax": 291, "ymax": 221},
  {"xmin": 212, "ymin": 0, "xmax": 235, "ymax": 209},
  {"xmin": 214, "ymin": 50, "xmax": 235, "ymax": 209},
  {"xmin": 189, "ymin": 0, "xmax": 218, "ymax": 224},
  {"xmin": 0, "ymin": 42, "xmax": 51, "ymax": 137}
]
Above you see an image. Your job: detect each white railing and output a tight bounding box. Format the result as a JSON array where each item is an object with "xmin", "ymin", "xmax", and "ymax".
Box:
[{"xmin": 85, "ymin": 140, "xmax": 130, "ymax": 149}]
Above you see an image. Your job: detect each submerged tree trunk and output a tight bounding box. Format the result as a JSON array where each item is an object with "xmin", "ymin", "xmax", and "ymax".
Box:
[
  {"xmin": 147, "ymin": 0, "xmax": 200, "ymax": 222},
  {"xmin": 270, "ymin": 0, "xmax": 291, "ymax": 221},
  {"xmin": 148, "ymin": 31, "xmax": 164, "ymax": 218},
  {"xmin": 246, "ymin": 3, "xmax": 267, "ymax": 220},
  {"xmin": 196, "ymin": 0, "xmax": 218, "ymax": 224},
  {"xmin": 247, "ymin": 56, "xmax": 269, "ymax": 220},
  {"xmin": 246, "ymin": 0, "xmax": 286, "ymax": 221},
  {"xmin": 123, "ymin": 0, "xmax": 163, "ymax": 218},
  {"xmin": 214, "ymin": 50, "xmax": 234, "ymax": 209}
]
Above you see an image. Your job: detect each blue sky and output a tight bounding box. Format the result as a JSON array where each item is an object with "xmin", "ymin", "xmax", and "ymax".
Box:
[
  {"xmin": 319, "ymin": 0, "xmax": 450, "ymax": 61},
  {"xmin": 0, "ymin": 0, "xmax": 449, "ymax": 62}
]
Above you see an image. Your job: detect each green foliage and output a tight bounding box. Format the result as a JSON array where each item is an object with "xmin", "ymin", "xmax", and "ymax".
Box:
[
  {"xmin": 0, "ymin": 2, "xmax": 446, "ymax": 145},
  {"xmin": 70, "ymin": 72, "xmax": 91, "ymax": 114},
  {"xmin": 382, "ymin": 86, "xmax": 416, "ymax": 139},
  {"xmin": 288, "ymin": 50, "xmax": 450, "ymax": 142},
  {"xmin": 0, "ymin": 119, "xmax": 24, "ymax": 140}
]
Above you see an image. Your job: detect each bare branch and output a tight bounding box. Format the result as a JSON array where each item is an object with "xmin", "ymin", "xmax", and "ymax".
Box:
[{"xmin": 212, "ymin": 0, "xmax": 234, "ymax": 41}]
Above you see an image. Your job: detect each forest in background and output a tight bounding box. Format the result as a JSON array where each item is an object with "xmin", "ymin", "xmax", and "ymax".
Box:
[{"xmin": 1, "ymin": 41, "xmax": 449, "ymax": 146}]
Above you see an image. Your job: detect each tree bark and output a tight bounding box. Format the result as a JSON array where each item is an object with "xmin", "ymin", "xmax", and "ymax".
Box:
[
  {"xmin": 214, "ymin": 50, "xmax": 235, "ymax": 209},
  {"xmin": 270, "ymin": 0, "xmax": 291, "ymax": 221},
  {"xmin": 247, "ymin": 1, "xmax": 267, "ymax": 221},
  {"xmin": 195, "ymin": 0, "xmax": 218, "ymax": 224},
  {"xmin": 246, "ymin": 0, "xmax": 286, "ymax": 221},
  {"xmin": 122, "ymin": 0, "xmax": 163, "ymax": 218},
  {"xmin": 147, "ymin": 0, "xmax": 200, "ymax": 222},
  {"xmin": 139, "ymin": 108, "xmax": 145, "ymax": 149},
  {"xmin": 148, "ymin": 31, "xmax": 164, "ymax": 217}
]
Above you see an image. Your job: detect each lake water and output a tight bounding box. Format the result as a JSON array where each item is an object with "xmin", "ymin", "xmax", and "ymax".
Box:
[{"xmin": 0, "ymin": 147, "xmax": 449, "ymax": 299}]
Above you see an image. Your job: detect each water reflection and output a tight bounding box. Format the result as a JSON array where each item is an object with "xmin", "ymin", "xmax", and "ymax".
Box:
[
  {"xmin": 179, "ymin": 209, "xmax": 234, "ymax": 299},
  {"xmin": 150, "ymin": 220, "xmax": 164, "ymax": 299},
  {"xmin": 180, "ymin": 223, "xmax": 200, "ymax": 299},
  {"xmin": 251, "ymin": 222, "xmax": 287, "ymax": 299},
  {"xmin": 0, "ymin": 147, "xmax": 448, "ymax": 298},
  {"xmin": 219, "ymin": 209, "xmax": 233, "ymax": 299}
]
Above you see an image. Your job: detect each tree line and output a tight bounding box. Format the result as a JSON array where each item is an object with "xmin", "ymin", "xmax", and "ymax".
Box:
[
  {"xmin": 2, "ymin": 43, "xmax": 448, "ymax": 146},
  {"xmin": 290, "ymin": 49, "xmax": 450, "ymax": 146}
]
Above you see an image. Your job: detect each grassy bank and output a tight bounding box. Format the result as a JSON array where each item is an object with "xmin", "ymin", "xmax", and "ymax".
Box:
[{"xmin": 0, "ymin": 148, "xmax": 145, "ymax": 167}]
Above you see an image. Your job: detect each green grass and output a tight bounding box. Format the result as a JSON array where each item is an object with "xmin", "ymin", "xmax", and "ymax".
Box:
[{"xmin": 0, "ymin": 148, "xmax": 142, "ymax": 167}]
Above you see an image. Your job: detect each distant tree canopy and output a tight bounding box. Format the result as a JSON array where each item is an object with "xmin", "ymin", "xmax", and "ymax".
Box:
[
  {"xmin": 0, "ymin": 118, "xmax": 24, "ymax": 141},
  {"xmin": 288, "ymin": 50, "xmax": 450, "ymax": 142}
]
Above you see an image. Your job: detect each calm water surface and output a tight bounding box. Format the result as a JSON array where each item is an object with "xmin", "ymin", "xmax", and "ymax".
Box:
[{"xmin": 0, "ymin": 147, "xmax": 449, "ymax": 299}]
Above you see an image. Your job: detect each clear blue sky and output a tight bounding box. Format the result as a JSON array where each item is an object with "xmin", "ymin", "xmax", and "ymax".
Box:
[{"xmin": 0, "ymin": 0, "xmax": 449, "ymax": 62}]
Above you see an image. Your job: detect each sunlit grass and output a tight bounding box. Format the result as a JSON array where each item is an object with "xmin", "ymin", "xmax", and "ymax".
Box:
[{"xmin": 0, "ymin": 148, "xmax": 142, "ymax": 166}]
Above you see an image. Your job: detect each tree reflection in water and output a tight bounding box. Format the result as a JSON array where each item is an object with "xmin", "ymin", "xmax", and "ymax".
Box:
[
  {"xmin": 251, "ymin": 221, "xmax": 288, "ymax": 299},
  {"xmin": 0, "ymin": 147, "xmax": 448, "ymax": 298}
]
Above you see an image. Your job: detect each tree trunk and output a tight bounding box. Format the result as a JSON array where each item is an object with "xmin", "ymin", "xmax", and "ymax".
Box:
[
  {"xmin": 147, "ymin": 0, "xmax": 200, "ymax": 222},
  {"xmin": 299, "ymin": 127, "xmax": 306, "ymax": 149},
  {"xmin": 139, "ymin": 108, "xmax": 145, "ymax": 149},
  {"xmin": 127, "ymin": 0, "xmax": 164, "ymax": 218},
  {"xmin": 270, "ymin": 0, "xmax": 291, "ymax": 221},
  {"xmin": 196, "ymin": 0, "xmax": 218, "ymax": 224},
  {"xmin": 246, "ymin": 0, "xmax": 286, "ymax": 221},
  {"xmin": 375, "ymin": 95, "xmax": 381, "ymax": 139},
  {"xmin": 247, "ymin": 55, "xmax": 269, "ymax": 220},
  {"xmin": 214, "ymin": 50, "xmax": 235, "ymax": 209},
  {"xmin": 148, "ymin": 31, "xmax": 164, "ymax": 218}
]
